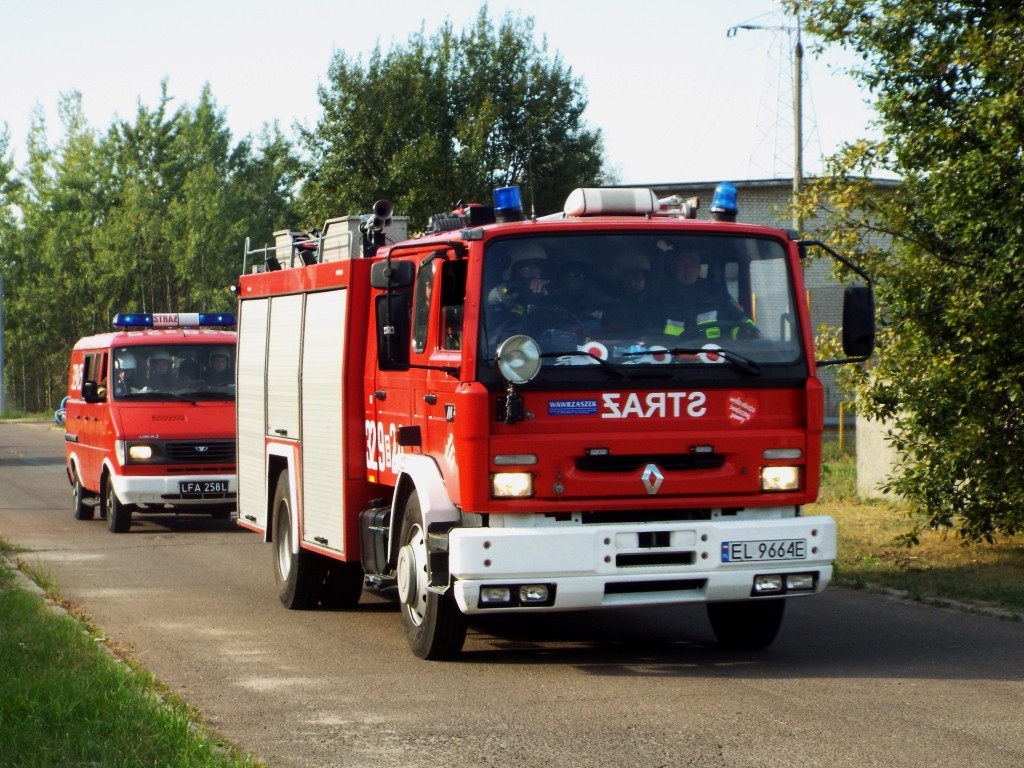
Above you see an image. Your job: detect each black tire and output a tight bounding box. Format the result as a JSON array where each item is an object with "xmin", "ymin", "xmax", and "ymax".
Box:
[
  {"xmin": 707, "ymin": 599, "xmax": 786, "ymax": 650},
  {"xmin": 104, "ymin": 479, "xmax": 131, "ymax": 533},
  {"xmin": 271, "ymin": 472, "xmax": 319, "ymax": 610},
  {"xmin": 396, "ymin": 491, "xmax": 466, "ymax": 660},
  {"xmin": 72, "ymin": 471, "xmax": 95, "ymax": 521}
]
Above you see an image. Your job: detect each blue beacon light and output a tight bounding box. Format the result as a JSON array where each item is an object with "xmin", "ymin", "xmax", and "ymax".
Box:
[
  {"xmin": 710, "ymin": 182, "xmax": 738, "ymax": 221},
  {"xmin": 493, "ymin": 185, "xmax": 524, "ymax": 222}
]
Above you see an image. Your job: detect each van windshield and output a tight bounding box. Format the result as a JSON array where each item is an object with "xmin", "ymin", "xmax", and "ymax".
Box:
[{"xmin": 110, "ymin": 344, "xmax": 235, "ymax": 401}]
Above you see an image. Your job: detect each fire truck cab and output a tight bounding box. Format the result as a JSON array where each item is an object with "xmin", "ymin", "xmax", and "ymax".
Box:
[
  {"xmin": 235, "ymin": 186, "xmax": 874, "ymax": 659},
  {"xmin": 63, "ymin": 312, "xmax": 238, "ymax": 533}
]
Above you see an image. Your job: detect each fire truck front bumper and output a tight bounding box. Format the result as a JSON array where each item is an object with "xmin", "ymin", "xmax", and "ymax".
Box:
[
  {"xmin": 447, "ymin": 515, "xmax": 836, "ymax": 614},
  {"xmin": 109, "ymin": 473, "xmax": 236, "ymax": 508}
]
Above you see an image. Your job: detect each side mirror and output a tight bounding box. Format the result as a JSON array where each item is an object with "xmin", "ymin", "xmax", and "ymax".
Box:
[
  {"xmin": 370, "ymin": 259, "xmax": 415, "ymax": 290},
  {"xmin": 82, "ymin": 381, "xmax": 103, "ymax": 404},
  {"xmin": 842, "ymin": 285, "xmax": 875, "ymax": 359}
]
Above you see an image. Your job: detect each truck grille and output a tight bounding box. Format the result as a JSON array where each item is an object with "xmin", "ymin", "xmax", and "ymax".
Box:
[
  {"xmin": 164, "ymin": 440, "xmax": 236, "ymax": 463},
  {"xmin": 575, "ymin": 453, "xmax": 724, "ymax": 472}
]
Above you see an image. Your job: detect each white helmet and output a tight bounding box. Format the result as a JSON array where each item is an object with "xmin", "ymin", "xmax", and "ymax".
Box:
[{"xmin": 115, "ymin": 351, "xmax": 137, "ymax": 371}]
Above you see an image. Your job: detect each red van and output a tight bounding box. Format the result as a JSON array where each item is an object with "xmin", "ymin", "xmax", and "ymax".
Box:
[{"xmin": 63, "ymin": 313, "xmax": 237, "ymax": 533}]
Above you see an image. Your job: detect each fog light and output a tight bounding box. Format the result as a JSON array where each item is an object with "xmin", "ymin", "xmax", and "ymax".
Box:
[
  {"xmin": 494, "ymin": 454, "xmax": 538, "ymax": 466},
  {"xmin": 519, "ymin": 584, "xmax": 550, "ymax": 603},
  {"xmin": 763, "ymin": 448, "xmax": 802, "ymax": 460},
  {"xmin": 480, "ymin": 586, "xmax": 512, "ymax": 605},
  {"xmin": 753, "ymin": 574, "xmax": 784, "ymax": 594},
  {"xmin": 786, "ymin": 573, "xmax": 817, "ymax": 592}
]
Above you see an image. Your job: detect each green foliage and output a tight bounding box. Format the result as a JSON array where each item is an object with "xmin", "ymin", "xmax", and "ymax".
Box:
[
  {"xmin": 799, "ymin": 1, "xmax": 1024, "ymax": 542},
  {"xmin": 1, "ymin": 83, "xmax": 300, "ymax": 412},
  {"xmin": 298, "ymin": 5, "xmax": 606, "ymax": 230}
]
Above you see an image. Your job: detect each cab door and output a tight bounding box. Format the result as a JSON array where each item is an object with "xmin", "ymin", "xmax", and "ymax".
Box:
[
  {"xmin": 73, "ymin": 351, "xmax": 108, "ymax": 492},
  {"xmin": 368, "ymin": 255, "xmax": 429, "ymax": 484}
]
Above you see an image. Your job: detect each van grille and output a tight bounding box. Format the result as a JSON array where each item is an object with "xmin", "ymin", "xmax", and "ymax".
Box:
[{"xmin": 164, "ymin": 440, "xmax": 236, "ymax": 463}]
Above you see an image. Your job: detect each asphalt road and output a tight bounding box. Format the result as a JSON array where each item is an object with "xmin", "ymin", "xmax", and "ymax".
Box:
[{"xmin": 2, "ymin": 420, "xmax": 1023, "ymax": 768}]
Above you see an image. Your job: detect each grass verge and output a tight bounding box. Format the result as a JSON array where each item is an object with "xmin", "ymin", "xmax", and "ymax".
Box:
[
  {"xmin": 808, "ymin": 442, "xmax": 1024, "ymax": 616},
  {"xmin": 0, "ymin": 547, "xmax": 262, "ymax": 768}
]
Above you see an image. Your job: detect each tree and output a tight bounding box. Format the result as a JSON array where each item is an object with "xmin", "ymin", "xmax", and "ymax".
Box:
[
  {"xmin": 798, "ymin": 1, "xmax": 1024, "ymax": 543},
  {"xmin": 1, "ymin": 83, "xmax": 300, "ymax": 412},
  {"xmin": 298, "ymin": 4, "xmax": 606, "ymax": 231}
]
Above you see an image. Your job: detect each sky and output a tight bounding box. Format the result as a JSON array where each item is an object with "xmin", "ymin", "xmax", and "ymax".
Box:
[{"xmin": 1, "ymin": 0, "xmax": 877, "ymax": 186}]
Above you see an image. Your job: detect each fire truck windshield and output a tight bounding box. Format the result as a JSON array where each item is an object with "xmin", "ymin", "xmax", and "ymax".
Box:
[
  {"xmin": 480, "ymin": 233, "xmax": 803, "ymax": 372},
  {"xmin": 111, "ymin": 344, "xmax": 235, "ymax": 400}
]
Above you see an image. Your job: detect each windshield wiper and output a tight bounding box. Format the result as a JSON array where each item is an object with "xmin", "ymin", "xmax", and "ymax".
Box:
[
  {"xmin": 619, "ymin": 346, "xmax": 763, "ymax": 376},
  {"xmin": 539, "ymin": 350, "xmax": 630, "ymax": 378}
]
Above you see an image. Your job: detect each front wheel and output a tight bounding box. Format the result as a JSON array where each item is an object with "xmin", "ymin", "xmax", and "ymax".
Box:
[
  {"xmin": 72, "ymin": 471, "xmax": 95, "ymax": 521},
  {"xmin": 396, "ymin": 491, "xmax": 466, "ymax": 660},
  {"xmin": 104, "ymin": 479, "xmax": 131, "ymax": 533},
  {"xmin": 707, "ymin": 599, "xmax": 786, "ymax": 650}
]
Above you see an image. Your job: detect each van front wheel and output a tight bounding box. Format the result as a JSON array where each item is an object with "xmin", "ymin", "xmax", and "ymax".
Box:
[
  {"xmin": 104, "ymin": 480, "xmax": 131, "ymax": 533},
  {"xmin": 73, "ymin": 472, "xmax": 95, "ymax": 521}
]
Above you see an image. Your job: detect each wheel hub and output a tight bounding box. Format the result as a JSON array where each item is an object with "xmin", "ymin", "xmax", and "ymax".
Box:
[{"xmin": 397, "ymin": 544, "xmax": 418, "ymax": 606}]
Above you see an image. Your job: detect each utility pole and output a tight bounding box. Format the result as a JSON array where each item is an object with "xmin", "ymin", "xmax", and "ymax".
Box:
[{"xmin": 727, "ymin": 1, "xmax": 804, "ymax": 231}]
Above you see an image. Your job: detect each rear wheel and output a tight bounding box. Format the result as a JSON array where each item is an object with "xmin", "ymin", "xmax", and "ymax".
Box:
[
  {"xmin": 72, "ymin": 471, "xmax": 95, "ymax": 521},
  {"xmin": 707, "ymin": 599, "xmax": 786, "ymax": 650},
  {"xmin": 104, "ymin": 479, "xmax": 131, "ymax": 533},
  {"xmin": 272, "ymin": 472, "xmax": 319, "ymax": 609},
  {"xmin": 397, "ymin": 491, "xmax": 466, "ymax": 660}
]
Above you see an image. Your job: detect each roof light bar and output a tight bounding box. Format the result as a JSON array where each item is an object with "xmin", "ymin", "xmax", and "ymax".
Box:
[
  {"xmin": 112, "ymin": 312, "xmax": 237, "ymax": 329},
  {"xmin": 563, "ymin": 187, "xmax": 659, "ymax": 217}
]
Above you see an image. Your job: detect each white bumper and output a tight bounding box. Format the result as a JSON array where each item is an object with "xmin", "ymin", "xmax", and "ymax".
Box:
[
  {"xmin": 448, "ymin": 515, "xmax": 835, "ymax": 614},
  {"xmin": 109, "ymin": 473, "xmax": 236, "ymax": 507}
]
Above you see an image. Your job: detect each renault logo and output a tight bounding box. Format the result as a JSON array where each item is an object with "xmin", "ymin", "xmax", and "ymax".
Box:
[{"xmin": 641, "ymin": 464, "xmax": 664, "ymax": 495}]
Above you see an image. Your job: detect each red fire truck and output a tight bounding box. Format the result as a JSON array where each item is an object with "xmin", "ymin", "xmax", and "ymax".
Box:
[
  {"xmin": 64, "ymin": 312, "xmax": 238, "ymax": 533},
  {"xmin": 235, "ymin": 185, "xmax": 874, "ymax": 659}
]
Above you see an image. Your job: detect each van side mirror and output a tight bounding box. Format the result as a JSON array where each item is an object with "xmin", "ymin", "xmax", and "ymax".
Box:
[
  {"xmin": 82, "ymin": 381, "xmax": 103, "ymax": 404},
  {"xmin": 842, "ymin": 285, "xmax": 875, "ymax": 359}
]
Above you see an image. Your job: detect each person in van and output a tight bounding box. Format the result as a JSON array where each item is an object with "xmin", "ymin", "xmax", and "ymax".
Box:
[
  {"xmin": 205, "ymin": 349, "xmax": 233, "ymax": 386},
  {"xmin": 146, "ymin": 350, "xmax": 175, "ymax": 390},
  {"xmin": 113, "ymin": 352, "xmax": 141, "ymax": 396}
]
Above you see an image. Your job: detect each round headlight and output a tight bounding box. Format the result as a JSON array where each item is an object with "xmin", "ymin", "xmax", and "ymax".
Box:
[{"xmin": 496, "ymin": 334, "xmax": 541, "ymax": 384}]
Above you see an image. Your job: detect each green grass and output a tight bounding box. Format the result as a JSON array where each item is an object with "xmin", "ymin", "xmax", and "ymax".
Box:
[
  {"xmin": 0, "ymin": 551, "xmax": 263, "ymax": 768},
  {"xmin": 810, "ymin": 442, "xmax": 1024, "ymax": 615},
  {"xmin": 0, "ymin": 409, "xmax": 55, "ymax": 420}
]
